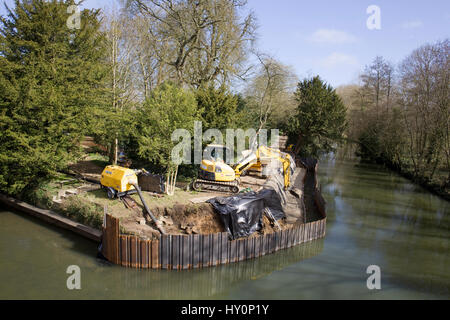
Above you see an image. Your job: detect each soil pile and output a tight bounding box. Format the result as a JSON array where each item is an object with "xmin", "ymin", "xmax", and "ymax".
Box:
[{"xmin": 152, "ymin": 203, "xmax": 225, "ymax": 235}]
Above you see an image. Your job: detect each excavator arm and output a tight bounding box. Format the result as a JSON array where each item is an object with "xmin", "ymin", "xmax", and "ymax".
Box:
[{"xmin": 234, "ymin": 146, "xmax": 293, "ymax": 190}]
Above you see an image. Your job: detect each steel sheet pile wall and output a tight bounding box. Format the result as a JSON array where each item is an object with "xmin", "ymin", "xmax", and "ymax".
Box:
[
  {"xmin": 102, "ymin": 164, "xmax": 327, "ymax": 270},
  {"xmin": 103, "ymin": 217, "xmax": 326, "ymax": 270}
]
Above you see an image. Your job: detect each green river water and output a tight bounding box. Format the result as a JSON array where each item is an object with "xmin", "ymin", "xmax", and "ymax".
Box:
[{"xmin": 0, "ymin": 157, "xmax": 449, "ymax": 299}]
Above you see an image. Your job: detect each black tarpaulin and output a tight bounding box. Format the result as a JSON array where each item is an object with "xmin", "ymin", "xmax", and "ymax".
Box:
[
  {"xmin": 208, "ymin": 175, "xmax": 289, "ymax": 239},
  {"xmin": 208, "ymin": 151, "xmax": 299, "ymax": 239},
  {"xmin": 207, "ymin": 192, "xmax": 265, "ymax": 240}
]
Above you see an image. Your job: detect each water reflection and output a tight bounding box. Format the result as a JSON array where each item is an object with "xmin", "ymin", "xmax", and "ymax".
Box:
[
  {"xmin": 0, "ymin": 208, "xmax": 324, "ymax": 299},
  {"xmin": 318, "ymin": 158, "xmax": 450, "ymax": 297},
  {"xmin": 1, "ymin": 153, "xmax": 449, "ymax": 299},
  {"xmin": 88, "ymin": 239, "xmax": 324, "ymax": 300}
]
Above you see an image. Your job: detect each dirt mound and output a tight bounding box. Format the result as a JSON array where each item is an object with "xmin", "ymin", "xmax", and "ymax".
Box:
[
  {"xmin": 119, "ymin": 200, "xmax": 292, "ymax": 240},
  {"xmin": 152, "ymin": 203, "xmax": 225, "ymax": 235}
]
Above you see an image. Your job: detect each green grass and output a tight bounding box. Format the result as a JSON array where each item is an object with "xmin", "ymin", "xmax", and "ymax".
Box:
[{"xmin": 62, "ymin": 197, "xmax": 104, "ymax": 229}]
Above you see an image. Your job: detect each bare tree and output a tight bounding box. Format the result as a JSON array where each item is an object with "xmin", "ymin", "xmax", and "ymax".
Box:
[
  {"xmin": 359, "ymin": 56, "xmax": 394, "ymax": 116},
  {"xmin": 398, "ymin": 40, "xmax": 449, "ymax": 179},
  {"xmin": 245, "ymin": 52, "xmax": 298, "ymax": 133},
  {"xmin": 125, "ymin": 0, "xmax": 256, "ymax": 88},
  {"xmin": 103, "ymin": 6, "xmax": 139, "ymax": 163}
]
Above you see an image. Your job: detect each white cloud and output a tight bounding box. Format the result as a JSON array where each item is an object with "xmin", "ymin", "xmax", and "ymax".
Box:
[
  {"xmin": 308, "ymin": 29, "xmax": 357, "ymax": 44},
  {"xmin": 320, "ymin": 53, "xmax": 359, "ymax": 68},
  {"xmin": 401, "ymin": 20, "xmax": 424, "ymax": 29}
]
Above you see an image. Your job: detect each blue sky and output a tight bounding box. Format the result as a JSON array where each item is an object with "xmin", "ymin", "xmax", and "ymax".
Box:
[{"xmin": 1, "ymin": 0, "xmax": 449, "ymax": 87}]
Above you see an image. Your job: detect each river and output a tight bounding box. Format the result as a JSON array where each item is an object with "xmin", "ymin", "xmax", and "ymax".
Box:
[{"xmin": 0, "ymin": 157, "xmax": 448, "ymax": 299}]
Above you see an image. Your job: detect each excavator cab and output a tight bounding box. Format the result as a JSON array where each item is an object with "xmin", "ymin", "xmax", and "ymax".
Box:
[
  {"xmin": 194, "ymin": 145, "xmax": 240, "ymax": 193},
  {"xmin": 199, "ymin": 145, "xmax": 236, "ymax": 182}
]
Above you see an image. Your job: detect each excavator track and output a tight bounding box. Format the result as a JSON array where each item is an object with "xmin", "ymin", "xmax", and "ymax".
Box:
[{"xmin": 192, "ymin": 179, "xmax": 240, "ymax": 194}]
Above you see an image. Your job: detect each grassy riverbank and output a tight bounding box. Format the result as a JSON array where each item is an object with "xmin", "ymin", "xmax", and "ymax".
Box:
[{"xmin": 18, "ymin": 173, "xmax": 105, "ymax": 230}]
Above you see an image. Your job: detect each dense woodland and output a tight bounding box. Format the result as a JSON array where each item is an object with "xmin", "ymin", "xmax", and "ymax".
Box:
[
  {"xmin": 0, "ymin": 0, "xmax": 447, "ymax": 199},
  {"xmin": 339, "ymin": 41, "xmax": 449, "ymax": 197}
]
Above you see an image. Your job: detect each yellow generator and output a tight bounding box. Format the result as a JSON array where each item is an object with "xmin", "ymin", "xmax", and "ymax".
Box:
[{"xmin": 100, "ymin": 165, "xmax": 138, "ymax": 199}]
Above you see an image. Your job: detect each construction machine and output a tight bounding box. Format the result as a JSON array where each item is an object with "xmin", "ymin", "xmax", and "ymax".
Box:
[
  {"xmin": 192, "ymin": 144, "xmax": 294, "ymax": 194},
  {"xmin": 192, "ymin": 145, "xmax": 240, "ymax": 194},
  {"xmin": 242, "ymin": 146, "xmax": 294, "ymax": 189},
  {"xmin": 100, "ymin": 165, "xmax": 165, "ymax": 234}
]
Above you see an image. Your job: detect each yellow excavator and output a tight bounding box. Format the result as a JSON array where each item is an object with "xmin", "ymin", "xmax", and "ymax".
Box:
[
  {"xmin": 192, "ymin": 144, "xmax": 293, "ymax": 193},
  {"xmin": 245, "ymin": 145, "xmax": 294, "ymax": 189},
  {"xmin": 193, "ymin": 145, "xmax": 240, "ymax": 193}
]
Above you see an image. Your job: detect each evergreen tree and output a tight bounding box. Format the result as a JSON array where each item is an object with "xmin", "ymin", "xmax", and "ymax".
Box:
[
  {"xmin": 135, "ymin": 82, "xmax": 200, "ymax": 171},
  {"xmin": 287, "ymin": 76, "xmax": 347, "ymax": 157},
  {"xmin": 195, "ymin": 85, "xmax": 239, "ymax": 132},
  {"xmin": 0, "ymin": 0, "xmax": 108, "ymax": 195}
]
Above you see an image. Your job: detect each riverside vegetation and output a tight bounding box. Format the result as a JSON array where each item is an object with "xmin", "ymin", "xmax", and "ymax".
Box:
[{"xmin": 0, "ymin": 0, "xmax": 446, "ymax": 231}]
